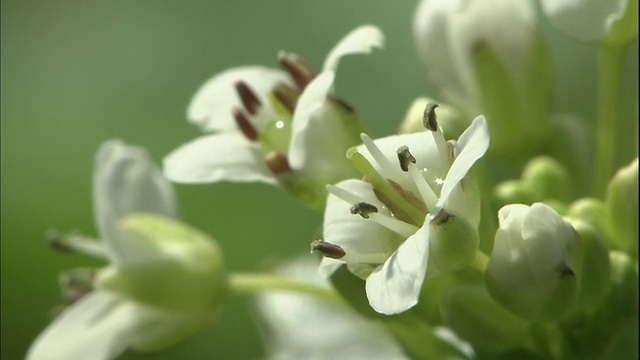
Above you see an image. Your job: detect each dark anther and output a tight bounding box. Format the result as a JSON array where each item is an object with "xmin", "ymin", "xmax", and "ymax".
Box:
[
  {"xmin": 423, "ymin": 102, "xmax": 440, "ymax": 131},
  {"xmin": 397, "ymin": 145, "xmax": 417, "ymax": 172},
  {"xmin": 234, "ymin": 81, "xmax": 261, "ymax": 115},
  {"xmin": 310, "ymin": 239, "xmax": 346, "ymax": 259},
  {"xmin": 350, "ymin": 202, "xmax": 378, "ymax": 219},
  {"xmin": 233, "ymin": 108, "xmax": 259, "ymax": 141},
  {"xmin": 432, "ymin": 209, "xmax": 452, "ymax": 225}
]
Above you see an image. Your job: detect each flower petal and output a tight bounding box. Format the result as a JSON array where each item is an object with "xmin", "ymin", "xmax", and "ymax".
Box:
[
  {"xmin": 365, "ymin": 219, "xmax": 430, "ymax": 315},
  {"xmin": 323, "ymin": 179, "xmax": 403, "ymax": 278},
  {"xmin": 257, "ymin": 257, "xmax": 408, "ymax": 360},
  {"xmin": 26, "ymin": 291, "xmax": 138, "ymax": 360},
  {"xmin": 540, "ymin": 0, "xmax": 629, "ymax": 42},
  {"xmin": 322, "ymin": 25, "xmax": 385, "ymax": 72},
  {"xmin": 288, "ymin": 71, "xmax": 335, "ymax": 170},
  {"xmin": 438, "ymin": 115, "xmax": 489, "ymax": 207},
  {"xmin": 163, "ymin": 132, "xmax": 276, "ymax": 184},
  {"xmin": 187, "ymin": 66, "xmax": 289, "ymax": 132},
  {"xmin": 94, "ymin": 140, "xmax": 179, "ymax": 263}
]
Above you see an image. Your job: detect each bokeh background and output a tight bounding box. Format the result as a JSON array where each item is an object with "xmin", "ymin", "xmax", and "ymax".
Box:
[{"xmin": 2, "ymin": 1, "xmax": 637, "ymax": 359}]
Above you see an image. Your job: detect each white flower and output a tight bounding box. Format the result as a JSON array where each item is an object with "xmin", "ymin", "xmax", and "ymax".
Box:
[
  {"xmin": 27, "ymin": 141, "xmax": 226, "ymax": 360},
  {"xmin": 412, "ymin": 0, "xmax": 537, "ymax": 117},
  {"xmin": 317, "ymin": 114, "xmax": 489, "ymax": 315},
  {"xmin": 485, "ymin": 203, "xmax": 579, "ymax": 321},
  {"xmin": 164, "ymin": 25, "xmax": 384, "ymax": 209},
  {"xmin": 256, "ymin": 257, "xmax": 408, "ymax": 360},
  {"xmin": 539, "ymin": 0, "xmax": 637, "ymax": 44}
]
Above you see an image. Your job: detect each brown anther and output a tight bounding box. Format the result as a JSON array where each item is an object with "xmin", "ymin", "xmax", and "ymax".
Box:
[
  {"xmin": 265, "ymin": 151, "xmax": 293, "ymax": 175},
  {"xmin": 272, "ymin": 82, "xmax": 298, "ymax": 113},
  {"xmin": 432, "ymin": 209, "xmax": 452, "ymax": 225},
  {"xmin": 277, "ymin": 52, "xmax": 317, "ymax": 90},
  {"xmin": 310, "ymin": 239, "xmax": 346, "ymax": 259},
  {"xmin": 423, "ymin": 103, "xmax": 440, "ymax": 131},
  {"xmin": 397, "ymin": 145, "xmax": 417, "ymax": 172},
  {"xmin": 233, "ymin": 108, "xmax": 259, "ymax": 141},
  {"xmin": 350, "ymin": 202, "xmax": 379, "ymax": 219},
  {"xmin": 235, "ymin": 81, "xmax": 261, "ymax": 115},
  {"xmin": 46, "ymin": 229, "xmax": 73, "ymax": 253}
]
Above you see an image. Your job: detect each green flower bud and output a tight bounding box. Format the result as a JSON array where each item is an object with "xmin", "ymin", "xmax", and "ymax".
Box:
[
  {"xmin": 486, "ymin": 203, "xmax": 579, "ymax": 321},
  {"xmin": 493, "ymin": 180, "xmax": 538, "ymax": 208},
  {"xmin": 442, "ymin": 286, "xmax": 534, "ymax": 353},
  {"xmin": 605, "ymin": 158, "xmax": 638, "ymax": 256},
  {"xmin": 568, "ymin": 220, "xmax": 611, "ymax": 312},
  {"xmin": 522, "ymin": 156, "xmax": 573, "ymax": 202},
  {"xmin": 567, "ymin": 198, "xmax": 609, "ymax": 241},
  {"xmin": 97, "ymin": 214, "xmax": 228, "ymax": 351}
]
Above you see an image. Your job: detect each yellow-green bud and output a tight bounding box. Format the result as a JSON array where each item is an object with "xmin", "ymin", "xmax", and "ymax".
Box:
[
  {"xmin": 493, "ymin": 180, "xmax": 537, "ymax": 208},
  {"xmin": 605, "ymin": 158, "xmax": 638, "ymax": 256},
  {"xmin": 486, "ymin": 203, "xmax": 578, "ymax": 321},
  {"xmin": 522, "ymin": 156, "xmax": 572, "ymax": 202},
  {"xmin": 427, "ymin": 211, "xmax": 480, "ymax": 278},
  {"xmin": 398, "ymin": 98, "xmax": 466, "ymax": 138}
]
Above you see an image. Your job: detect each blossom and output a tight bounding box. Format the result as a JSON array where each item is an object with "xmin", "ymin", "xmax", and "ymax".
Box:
[
  {"xmin": 27, "ymin": 141, "xmax": 226, "ymax": 360},
  {"xmin": 164, "ymin": 25, "xmax": 384, "ymax": 210},
  {"xmin": 412, "ymin": 0, "xmax": 551, "ymax": 159},
  {"xmin": 539, "ymin": 0, "xmax": 638, "ymax": 45},
  {"xmin": 256, "ymin": 258, "xmax": 408, "ymax": 360},
  {"xmin": 485, "ymin": 203, "xmax": 579, "ymax": 321},
  {"xmin": 315, "ymin": 111, "xmax": 489, "ymax": 315}
]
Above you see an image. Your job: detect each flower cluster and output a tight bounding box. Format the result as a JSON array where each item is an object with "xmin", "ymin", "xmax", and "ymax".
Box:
[{"xmin": 28, "ymin": 0, "xmax": 637, "ymax": 359}]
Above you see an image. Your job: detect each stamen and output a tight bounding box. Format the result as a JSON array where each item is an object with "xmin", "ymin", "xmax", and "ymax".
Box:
[
  {"xmin": 396, "ymin": 145, "xmax": 416, "ymax": 172},
  {"xmin": 431, "ymin": 209, "xmax": 452, "ymax": 225},
  {"xmin": 46, "ymin": 230, "xmax": 108, "ymax": 259},
  {"xmin": 361, "ymin": 134, "xmax": 398, "ymax": 178},
  {"xmin": 369, "ymin": 213, "xmax": 419, "ymax": 238},
  {"xmin": 423, "ymin": 103, "xmax": 439, "ymax": 131},
  {"xmin": 408, "ymin": 163, "xmax": 438, "ymax": 211},
  {"xmin": 265, "ymin": 152, "xmax": 292, "ymax": 175},
  {"xmin": 350, "ymin": 202, "xmax": 378, "ymax": 219},
  {"xmin": 310, "ymin": 239, "xmax": 345, "ymax": 259},
  {"xmin": 60, "ymin": 268, "xmax": 96, "ymax": 304},
  {"xmin": 433, "ymin": 128, "xmax": 451, "ymax": 168},
  {"xmin": 272, "ymin": 82, "xmax": 298, "ymax": 113},
  {"xmin": 327, "ymin": 184, "xmax": 368, "ymax": 205},
  {"xmin": 233, "ymin": 108, "xmax": 259, "ymax": 141},
  {"xmin": 235, "ymin": 81, "xmax": 261, "ymax": 115},
  {"xmin": 277, "ymin": 51, "xmax": 317, "ymax": 90}
]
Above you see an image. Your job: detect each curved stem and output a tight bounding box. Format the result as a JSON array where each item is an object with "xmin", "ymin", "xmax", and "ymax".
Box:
[
  {"xmin": 594, "ymin": 44, "xmax": 624, "ymax": 198},
  {"xmin": 228, "ymin": 272, "xmax": 345, "ymax": 305}
]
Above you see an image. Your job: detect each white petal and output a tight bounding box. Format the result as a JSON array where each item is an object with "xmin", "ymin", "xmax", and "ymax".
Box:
[
  {"xmin": 94, "ymin": 140, "xmax": 179, "ymax": 264},
  {"xmin": 288, "ymin": 71, "xmax": 335, "ymax": 170},
  {"xmin": 438, "ymin": 115, "xmax": 489, "ymax": 207},
  {"xmin": 26, "ymin": 291, "xmax": 138, "ymax": 360},
  {"xmin": 324, "ymin": 180, "xmax": 403, "ymax": 278},
  {"xmin": 322, "ymin": 25, "xmax": 385, "ymax": 72},
  {"xmin": 257, "ymin": 257, "xmax": 408, "ymax": 360},
  {"xmin": 540, "ymin": 0, "xmax": 629, "ymax": 42},
  {"xmin": 187, "ymin": 66, "xmax": 289, "ymax": 132},
  {"xmin": 163, "ymin": 132, "xmax": 276, "ymax": 184},
  {"xmin": 365, "ymin": 219, "xmax": 430, "ymax": 315},
  {"xmin": 318, "ymin": 257, "xmax": 344, "ymax": 277}
]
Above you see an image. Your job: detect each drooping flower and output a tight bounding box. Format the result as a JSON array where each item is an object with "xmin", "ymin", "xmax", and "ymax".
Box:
[
  {"xmin": 164, "ymin": 25, "xmax": 384, "ymax": 210},
  {"xmin": 314, "ymin": 108, "xmax": 489, "ymax": 315},
  {"xmin": 27, "ymin": 141, "xmax": 227, "ymax": 360},
  {"xmin": 412, "ymin": 0, "xmax": 551, "ymax": 159}
]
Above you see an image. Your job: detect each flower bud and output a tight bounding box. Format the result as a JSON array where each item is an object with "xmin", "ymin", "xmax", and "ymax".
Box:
[
  {"xmin": 605, "ymin": 158, "xmax": 638, "ymax": 256},
  {"xmin": 493, "ymin": 180, "xmax": 537, "ymax": 208},
  {"xmin": 568, "ymin": 220, "xmax": 611, "ymax": 311},
  {"xmin": 96, "ymin": 214, "xmax": 228, "ymax": 351},
  {"xmin": 567, "ymin": 198, "xmax": 608, "ymax": 241},
  {"xmin": 485, "ymin": 203, "xmax": 579, "ymax": 321},
  {"xmin": 522, "ymin": 156, "xmax": 573, "ymax": 202}
]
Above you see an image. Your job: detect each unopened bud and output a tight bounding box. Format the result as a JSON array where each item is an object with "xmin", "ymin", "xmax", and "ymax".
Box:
[{"xmin": 605, "ymin": 158, "xmax": 638, "ymax": 256}]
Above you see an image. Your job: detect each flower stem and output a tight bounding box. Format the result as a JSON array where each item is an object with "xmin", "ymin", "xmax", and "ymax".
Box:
[
  {"xmin": 470, "ymin": 251, "xmax": 490, "ymax": 273},
  {"xmin": 594, "ymin": 44, "xmax": 624, "ymax": 198},
  {"xmin": 228, "ymin": 272, "xmax": 345, "ymax": 305}
]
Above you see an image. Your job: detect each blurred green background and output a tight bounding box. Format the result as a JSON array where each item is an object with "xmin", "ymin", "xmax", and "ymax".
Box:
[{"xmin": 2, "ymin": 1, "xmax": 636, "ymax": 359}]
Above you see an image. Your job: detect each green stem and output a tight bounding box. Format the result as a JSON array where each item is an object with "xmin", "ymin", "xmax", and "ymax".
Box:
[
  {"xmin": 594, "ymin": 44, "xmax": 624, "ymax": 198},
  {"xmin": 470, "ymin": 251, "xmax": 490, "ymax": 273},
  {"xmin": 228, "ymin": 272, "xmax": 345, "ymax": 305}
]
